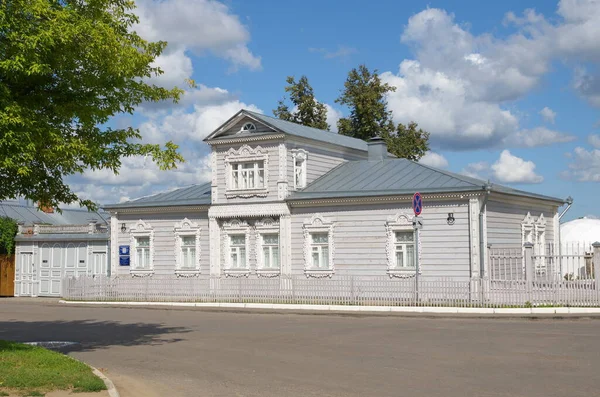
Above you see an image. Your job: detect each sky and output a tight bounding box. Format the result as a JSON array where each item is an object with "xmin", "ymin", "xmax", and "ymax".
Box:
[{"xmin": 66, "ymin": 0, "xmax": 600, "ymax": 221}]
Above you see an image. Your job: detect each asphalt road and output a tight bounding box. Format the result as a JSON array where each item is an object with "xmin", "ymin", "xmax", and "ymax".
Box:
[{"xmin": 1, "ymin": 299, "xmax": 599, "ymax": 397}]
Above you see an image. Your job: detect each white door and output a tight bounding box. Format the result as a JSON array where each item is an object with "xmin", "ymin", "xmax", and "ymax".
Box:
[
  {"xmin": 50, "ymin": 243, "xmax": 63, "ymax": 296},
  {"xmin": 19, "ymin": 253, "xmax": 34, "ymax": 296},
  {"xmin": 92, "ymin": 252, "xmax": 107, "ymax": 275}
]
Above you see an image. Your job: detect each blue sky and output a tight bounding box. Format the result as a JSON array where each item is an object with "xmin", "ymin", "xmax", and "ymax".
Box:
[{"xmin": 69, "ymin": 0, "xmax": 600, "ymax": 221}]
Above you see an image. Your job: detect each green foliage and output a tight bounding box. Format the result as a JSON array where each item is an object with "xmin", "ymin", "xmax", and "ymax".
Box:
[
  {"xmin": 273, "ymin": 76, "xmax": 329, "ymax": 130},
  {"xmin": 336, "ymin": 65, "xmax": 430, "ymax": 160},
  {"xmin": 0, "ymin": 340, "xmax": 106, "ymax": 393},
  {"xmin": 0, "ymin": 217, "xmax": 18, "ymax": 255},
  {"xmin": 0, "ymin": 0, "xmax": 184, "ymax": 211}
]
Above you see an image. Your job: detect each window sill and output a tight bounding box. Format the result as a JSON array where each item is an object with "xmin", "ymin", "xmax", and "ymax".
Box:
[
  {"xmin": 387, "ymin": 268, "xmax": 418, "ymax": 278},
  {"xmin": 175, "ymin": 269, "xmax": 201, "ymax": 278},
  {"xmin": 256, "ymin": 269, "xmax": 280, "ymax": 278},
  {"xmin": 130, "ymin": 269, "xmax": 154, "ymax": 277},
  {"xmin": 225, "ymin": 188, "xmax": 268, "ymax": 198},
  {"xmin": 304, "ymin": 269, "xmax": 334, "ymax": 278},
  {"xmin": 224, "ymin": 268, "xmax": 251, "ymax": 278}
]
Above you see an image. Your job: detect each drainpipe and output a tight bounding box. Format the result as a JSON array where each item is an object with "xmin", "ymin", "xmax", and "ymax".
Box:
[
  {"xmin": 557, "ymin": 196, "xmax": 573, "ymax": 277},
  {"xmin": 479, "ymin": 182, "xmax": 492, "ymax": 278}
]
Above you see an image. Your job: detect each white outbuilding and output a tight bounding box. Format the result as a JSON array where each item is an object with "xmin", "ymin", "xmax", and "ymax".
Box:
[{"xmin": 560, "ymin": 217, "xmax": 600, "ymax": 246}]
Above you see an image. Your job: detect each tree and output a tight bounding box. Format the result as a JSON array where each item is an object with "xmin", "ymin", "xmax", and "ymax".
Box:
[
  {"xmin": 0, "ymin": 217, "xmax": 18, "ymax": 255},
  {"xmin": 336, "ymin": 65, "xmax": 429, "ymax": 160},
  {"xmin": 273, "ymin": 76, "xmax": 329, "ymax": 130},
  {"xmin": 0, "ymin": 0, "xmax": 184, "ymax": 211}
]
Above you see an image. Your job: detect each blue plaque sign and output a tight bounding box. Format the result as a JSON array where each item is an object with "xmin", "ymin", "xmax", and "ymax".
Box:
[
  {"xmin": 119, "ymin": 245, "xmax": 130, "ymax": 255},
  {"xmin": 119, "ymin": 256, "xmax": 130, "ymax": 266}
]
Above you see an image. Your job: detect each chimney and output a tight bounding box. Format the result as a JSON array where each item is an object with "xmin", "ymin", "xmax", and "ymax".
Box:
[
  {"xmin": 368, "ymin": 136, "xmax": 387, "ymax": 161},
  {"xmin": 38, "ymin": 201, "xmax": 54, "ymax": 214}
]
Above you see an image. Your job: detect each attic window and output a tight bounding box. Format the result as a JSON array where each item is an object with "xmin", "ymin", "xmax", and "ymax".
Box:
[{"xmin": 241, "ymin": 122, "xmax": 256, "ymax": 132}]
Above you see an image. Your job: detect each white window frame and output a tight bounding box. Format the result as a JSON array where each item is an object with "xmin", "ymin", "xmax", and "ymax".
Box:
[
  {"xmin": 174, "ymin": 218, "xmax": 201, "ymax": 277},
  {"xmin": 291, "ymin": 149, "xmax": 308, "ymax": 190},
  {"xmin": 222, "ymin": 219, "xmax": 251, "ymax": 277},
  {"xmin": 255, "ymin": 217, "xmax": 280, "ymax": 277},
  {"xmin": 240, "ymin": 122, "xmax": 256, "ymax": 132},
  {"xmin": 303, "ymin": 214, "xmax": 334, "ymax": 278},
  {"xmin": 386, "ymin": 213, "xmax": 421, "ymax": 278},
  {"xmin": 130, "ymin": 220, "xmax": 154, "ymax": 277},
  {"xmin": 224, "ymin": 145, "xmax": 269, "ymax": 198}
]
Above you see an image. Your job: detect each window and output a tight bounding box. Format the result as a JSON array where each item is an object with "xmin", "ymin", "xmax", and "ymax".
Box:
[
  {"xmin": 225, "ymin": 145, "xmax": 269, "ymax": 198},
  {"xmin": 310, "ymin": 233, "xmax": 329, "ymax": 269},
  {"xmin": 174, "ymin": 218, "xmax": 201, "ymax": 275},
  {"xmin": 303, "ymin": 214, "xmax": 334, "ymax": 277},
  {"xmin": 386, "ymin": 213, "xmax": 420, "ymax": 277},
  {"xmin": 262, "ymin": 234, "xmax": 280, "ymax": 269},
  {"xmin": 136, "ymin": 237, "xmax": 151, "ymax": 269},
  {"xmin": 230, "ymin": 235, "xmax": 247, "ymax": 268},
  {"xmin": 394, "ymin": 231, "xmax": 415, "ymax": 269},
  {"xmin": 130, "ymin": 219, "xmax": 154, "ymax": 275},
  {"xmin": 231, "ymin": 161, "xmax": 265, "ymax": 190},
  {"xmin": 241, "ymin": 122, "xmax": 256, "ymax": 132},
  {"xmin": 181, "ymin": 236, "xmax": 196, "ymax": 268},
  {"xmin": 292, "ymin": 149, "xmax": 308, "ymax": 190}
]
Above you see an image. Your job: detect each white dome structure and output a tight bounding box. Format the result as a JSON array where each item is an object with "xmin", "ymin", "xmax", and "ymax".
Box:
[{"xmin": 560, "ymin": 217, "xmax": 600, "ymax": 245}]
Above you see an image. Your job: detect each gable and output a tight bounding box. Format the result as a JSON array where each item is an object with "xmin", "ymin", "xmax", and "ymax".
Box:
[{"xmin": 206, "ymin": 112, "xmax": 278, "ymax": 141}]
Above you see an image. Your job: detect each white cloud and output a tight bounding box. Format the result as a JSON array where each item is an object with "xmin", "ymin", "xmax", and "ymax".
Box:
[
  {"xmin": 589, "ymin": 134, "xmax": 600, "ymax": 148},
  {"xmin": 419, "ymin": 152, "xmax": 449, "ymax": 169},
  {"xmin": 539, "ymin": 107, "xmax": 557, "ymax": 123},
  {"xmin": 324, "ymin": 104, "xmax": 343, "ymax": 132},
  {"xmin": 562, "ymin": 146, "xmax": 600, "ymax": 182},
  {"xmin": 502, "ymin": 127, "xmax": 575, "ymax": 148},
  {"xmin": 491, "ymin": 150, "xmax": 544, "ymax": 184},
  {"xmin": 573, "ymin": 68, "xmax": 600, "ymax": 107},
  {"xmin": 135, "ymin": 0, "xmax": 261, "ymax": 71},
  {"xmin": 461, "ymin": 161, "xmax": 490, "ymax": 180},
  {"xmin": 380, "ymin": 2, "xmax": 600, "ymax": 149}
]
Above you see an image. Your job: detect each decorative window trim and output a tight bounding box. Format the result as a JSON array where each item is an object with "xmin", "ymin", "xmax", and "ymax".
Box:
[
  {"xmin": 255, "ymin": 217, "xmax": 280, "ymax": 277},
  {"xmin": 385, "ymin": 213, "xmax": 421, "ymax": 278},
  {"xmin": 240, "ymin": 122, "xmax": 256, "ymax": 132},
  {"xmin": 224, "ymin": 145, "xmax": 269, "ymax": 198},
  {"xmin": 291, "ymin": 149, "xmax": 308, "ymax": 190},
  {"xmin": 222, "ymin": 219, "xmax": 251, "ymax": 277},
  {"xmin": 174, "ymin": 218, "xmax": 201, "ymax": 277},
  {"xmin": 522, "ymin": 212, "xmax": 534, "ymax": 245},
  {"xmin": 129, "ymin": 220, "xmax": 154, "ymax": 277},
  {"xmin": 534, "ymin": 213, "xmax": 547, "ymax": 271},
  {"xmin": 303, "ymin": 214, "xmax": 334, "ymax": 278}
]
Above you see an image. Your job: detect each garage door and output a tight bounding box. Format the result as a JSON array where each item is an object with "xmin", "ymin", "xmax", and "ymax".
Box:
[{"xmin": 39, "ymin": 243, "xmax": 88, "ymax": 296}]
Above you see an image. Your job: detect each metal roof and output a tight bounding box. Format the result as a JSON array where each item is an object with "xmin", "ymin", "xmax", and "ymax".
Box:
[
  {"xmin": 288, "ymin": 159, "xmax": 566, "ymax": 204},
  {"xmin": 0, "ymin": 202, "xmax": 109, "ymax": 226},
  {"xmin": 103, "ymin": 182, "xmax": 212, "ymax": 210},
  {"xmin": 206, "ymin": 110, "xmax": 369, "ymax": 152}
]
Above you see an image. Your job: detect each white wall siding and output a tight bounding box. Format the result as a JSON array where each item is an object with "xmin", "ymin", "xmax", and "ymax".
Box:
[
  {"xmin": 286, "ymin": 139, "xmax": 367, "ymax": 187},
  {"xmin": 486, "ymin": 199, "xmax": 557, "ymax": 249},
  {"xmin": 220, "ymin": 116, "xmax": 275, "ymax": 136},
  {"xmin": 116, "ymin": 212, "xmax": 209, "ymax": 276},
  {"xmin": 290, "ymin": 201, "xmax": 471, "ymax": 279}
]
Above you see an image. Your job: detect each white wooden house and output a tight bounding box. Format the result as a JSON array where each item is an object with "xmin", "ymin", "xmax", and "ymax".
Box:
[{"xmin": 103, "ymin": 110, "xmax": 567, "ymax": 284}]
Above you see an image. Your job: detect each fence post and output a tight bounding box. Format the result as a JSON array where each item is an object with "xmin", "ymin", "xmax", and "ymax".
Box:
[
  {"xmin": 524, "ymin": 243, "xmax": 534, "ymax": 305},
  {"xmin": 593, "ymin": 242, "xmax": 600, "ymax": 304}
]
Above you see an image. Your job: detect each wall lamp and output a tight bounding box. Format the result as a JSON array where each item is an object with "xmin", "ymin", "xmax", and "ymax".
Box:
[
  {"xmin": 120, "ymin": 223, "xmax": 127, "ymax": 233},
  {"xmin": 447, "ymin": 213, "xmax": 455, "ymax": 225}
]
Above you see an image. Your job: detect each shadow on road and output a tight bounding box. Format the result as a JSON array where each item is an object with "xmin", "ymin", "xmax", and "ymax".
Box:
[{"xmin": 0, "ymin": 320, "xmax": 190, "ymax": 353}]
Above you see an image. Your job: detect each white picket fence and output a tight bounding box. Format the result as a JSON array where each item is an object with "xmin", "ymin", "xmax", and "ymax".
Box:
[{"xmin": 62, "ymin": 274, "xmax": 600, "ymax": 307}]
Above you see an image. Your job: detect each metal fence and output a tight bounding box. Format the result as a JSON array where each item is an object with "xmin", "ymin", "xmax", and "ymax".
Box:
[{"xmin": 62, "ymin": 273, "xmax": 600, "ymax": 307}]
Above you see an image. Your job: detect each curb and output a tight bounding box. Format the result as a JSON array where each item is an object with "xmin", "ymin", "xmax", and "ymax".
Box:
[
  {"xmin": 59, "ymin": 300, "xmax": 600, "ymax": 315},
  {"xmin": 90, "ymin": 366, "xmax": 120, "ymax": 397}
]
